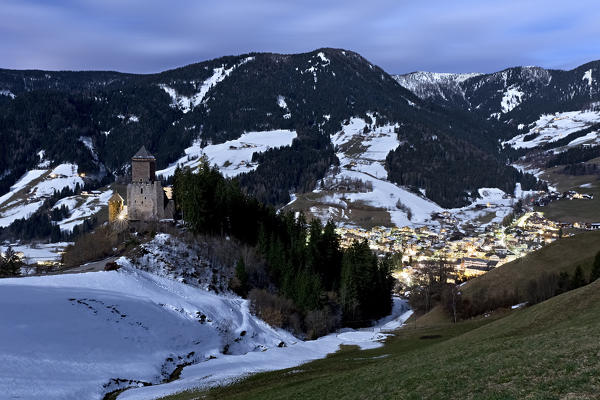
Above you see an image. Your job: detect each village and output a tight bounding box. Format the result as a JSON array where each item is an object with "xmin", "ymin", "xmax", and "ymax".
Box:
[{"xmin": 335, "ymin": 209, "xmax": 579, "ymax": 286}]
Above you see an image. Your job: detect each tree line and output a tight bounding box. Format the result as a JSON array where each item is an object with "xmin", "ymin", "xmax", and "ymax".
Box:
[{"xmin": 173, "ymin": 160, "xmax": 393, "ymax": 337}]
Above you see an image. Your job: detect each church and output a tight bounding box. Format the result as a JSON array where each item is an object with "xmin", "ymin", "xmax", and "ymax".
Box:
[{"xmin": 123, "ymin": 146, "xmax": 173, "ymax": 222}]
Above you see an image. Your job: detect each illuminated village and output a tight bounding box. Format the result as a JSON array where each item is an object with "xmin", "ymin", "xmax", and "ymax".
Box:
[{"xmin": 336, "ymin": 210, "xmax": 567, "ymax": 286}]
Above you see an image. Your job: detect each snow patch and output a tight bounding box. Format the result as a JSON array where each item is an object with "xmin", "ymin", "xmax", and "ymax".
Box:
[
  {"xmin": 0, "ymin": 164, "xmax": 84, "ymax": 227},
  {"xmin": 0, "ymin": 89, "xmax": 15, "ymax": 99},
  {"xmin": 157, "ymin": 130, "xmax": 297, "ymax": 179},
  {"xmin": 500, "ymin": 85, "xmax": 524, "ymax": 113},
  {"xmin": 159, "ymin": 57, "xmax": 254, "ymax": 113},
  {"xmin": 118, "ymin": 297, "xmax": 411, "ymax": 400},
  {"xmin": 583, "ymin": 69, "xmax": 593, "ymax": 87},
  {"xmin": 504, "ymin": 110, "xmax": 600, "ymax": 149}
]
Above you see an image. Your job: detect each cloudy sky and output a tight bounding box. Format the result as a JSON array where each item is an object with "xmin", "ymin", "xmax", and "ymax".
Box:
[{"xmin": 2, "ymin": 0, "xmax": 599, "ymax": 74}]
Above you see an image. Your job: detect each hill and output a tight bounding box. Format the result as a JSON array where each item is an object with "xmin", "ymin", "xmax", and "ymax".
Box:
[
  {"xmin": 461, "ymin": 230, "xmax": 600, "ymax": 302},
  {"xmin": 157, "ymin": 276, "xmax": 600, "ymax": 400}
]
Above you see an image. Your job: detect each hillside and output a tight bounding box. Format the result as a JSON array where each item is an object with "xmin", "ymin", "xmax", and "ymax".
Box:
[
  {"xmin": 158, "ymin": 277, "xmax": 600, "ymax": 400},
  {"xmin": 0, "ymin": 47, "xmax": 540, "ymax": 230},
  {"xmin": 461, "ymin": 230, "xmax": 600, "ymax": 301},
  {"xmin": 0, "ymin": 232, "xmax": 413, "ymax": 400}
]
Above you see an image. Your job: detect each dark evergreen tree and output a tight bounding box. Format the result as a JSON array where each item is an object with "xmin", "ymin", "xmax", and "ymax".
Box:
[
  {"xmin": 0, "ymin": 245, "xmax": 23, "ymax": 277},
  {"xmin": 570, "ymin": 265, "xmax": 587, "ymax": 290},
  {"xmin": 590, "ymin": 251, "xmax": 600, "ymax": 282}
]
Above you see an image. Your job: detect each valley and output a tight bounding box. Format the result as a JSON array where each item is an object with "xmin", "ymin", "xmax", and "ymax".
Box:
[{"xmin": 1, "ymin": 46, "xmax": 600, "ymax": 400}]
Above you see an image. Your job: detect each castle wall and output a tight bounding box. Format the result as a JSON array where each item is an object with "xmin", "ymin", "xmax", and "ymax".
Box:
[{"xmin": 127, "ymin": 181, "xmax": 164, "ymax": 221}]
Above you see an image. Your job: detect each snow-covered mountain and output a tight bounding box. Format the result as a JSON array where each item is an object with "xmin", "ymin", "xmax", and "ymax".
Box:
[
  {"xmin": 393, "ymin": 71, "xmax": 482, "ymax": 105},
  {"xmin": 395, "ymin": 62, "xmax": 599, "ymax": 119}
]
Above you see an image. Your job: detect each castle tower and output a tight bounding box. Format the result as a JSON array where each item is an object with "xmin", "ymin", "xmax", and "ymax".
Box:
[
  {"xmin": 127, "ymin": 146, "xmax": 165, "ymax": 221},
  {"xmin": 131, "ymin": 146, "xmax": 156, "ymax": 183},
  {"xmin": 108, "ymin": 192, "xmax": 124, "ymax": 222}
]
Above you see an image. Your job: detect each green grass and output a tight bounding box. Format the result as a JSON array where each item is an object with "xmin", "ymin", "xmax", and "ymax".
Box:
[
  {"xmin": 536, "ymin": 164, "xmax": 600, "ymax": 223},
  {"xmin": 161, "ymin": 279, "xmax": 600, "ymax": 400},
  {"xmin": 461, "ymin": 230, "xmax": 600, "ymax": 301}
]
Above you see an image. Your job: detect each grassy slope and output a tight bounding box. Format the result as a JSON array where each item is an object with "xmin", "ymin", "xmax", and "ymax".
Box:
[
  {"xmin": 461, "ymin": 230, "xmax": 600, "ymax": 301},
  {"xmin": 536, "ymin": 161, "xmax": 600, "ymax": 223},
  {"xmin": 162, "ymin": 278, "xmax": 600, "ymax": 400},
  {"xmin": 415, "ymin": 230, "xmax": 600, "ymax": 328}
]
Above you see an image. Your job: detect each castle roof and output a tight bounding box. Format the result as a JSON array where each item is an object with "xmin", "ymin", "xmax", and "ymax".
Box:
[
  {"xmin": 109, "ymin": 192, "xmax": 124, "ymax": 202},
  {"xmin": 132, "ymin": 146, "xmax": 155, "ymax": 160}
]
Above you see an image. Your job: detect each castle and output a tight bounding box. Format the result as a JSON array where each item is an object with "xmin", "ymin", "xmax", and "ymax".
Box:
[{"xmin": 125, "ymin": 146, "xmax": 173, "ymax": 221}]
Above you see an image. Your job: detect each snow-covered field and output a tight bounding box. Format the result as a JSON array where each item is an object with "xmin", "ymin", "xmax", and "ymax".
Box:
[
  {"xmin": 0, "ymin": 251, "xmax": 411, "ymax": 400},
  {"xmin": 504, "ymin": 110, "xmax": 600, "ymax": 149},
  {"xmin": 0, "ymin": 241, "xmax": 71, "ymax": 264},
  {"xmin": 120, "ymin": 297, "xmax": 411, "ymax": 400},
  {"xmin": 312, "ymin": 114, "xmax": 442, "ymax": 227},
  {"xmin": 0, "ymin": 263, "xmax": 296, "ymax": 400},
  {"xmin": 157, "ymin": 129, "xmax": 297, "ymax": 178},
  {"xmin": 292, "ymin": 114, "xmax": 526, "ymax": 230},
  {"xmin": 0, "ymin": 163, "xmax": 84, "ymax": 227},
  {"xmin": 51, "ymin": 189, "xmax": 113, "ymax": 232}
]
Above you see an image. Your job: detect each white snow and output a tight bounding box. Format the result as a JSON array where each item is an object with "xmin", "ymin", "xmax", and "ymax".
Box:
[
  {"xmin": 78, "ymin": 136, "xmax": 99, "ymax": 160},
  {"xmin": 0, "ymin": 169, "xmax": 46, "ymax": 205},
  {"xmin": 157, "ymin": 130, "xmax": 297, "ymax": 179},
  {"xmin": 159, "ymin": 57, "xmax": 254, "ymax": 114},
  {"xmin": 0, "ymin": 263, "xmax": 294, "ymax": 400},
  {"xmin": 277, "ymin": 95, "xmax": 288, "ymax": 109},
  {"xmin": 500, "ymin": 85, "xmax": 524, "ymax": 113},
  {"xmin": 52, "ymin": 190, "xmax": 113, "ymax": 232},
  {"xmin": 568, "ymin": 131, "xmax": 599, "ymax": 147},
  {"xmin": 583, "ymin": 69, "xmax": 593, "ymax": 87},
  {"xmin": 0, "ymin": 89, "xmax": 15, "ymax": 99},
  {"xmin": 306, "ymin": 114, "xmax": 442, "ymax": 227},
  {"xmin": 511, "ymin": 302, "xmax": 527, "ymax": 310},
  {"xmin": 0, "ymin": 242, "xmax": 71, "ymax": 264},
  {"xmin": 296, "ymin": 114, "xmax": 524, "ymax": 229},
  {"xmin": 0, "ymin": 254, "xmax": 411, "ymax": 400},
  {"xmin": 119, "ymin": 297, "xmax": 411, "ymax": 400},
  {"xmin": 393, "ymin": 71, "xmax": 482, "ymax": 100},
  {"xmin": 504, "ymin": 110, "xmax": 600, "ymax": 149},
  {"xmin": 316, "ymin": 52, "xmax": 330, "ymax": 64},
  {"xmin": 0, "ymin": 164, "xmax": 84, "ymax": 227}
]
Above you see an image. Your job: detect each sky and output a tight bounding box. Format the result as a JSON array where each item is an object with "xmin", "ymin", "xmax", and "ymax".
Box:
[{"xmin": 2, "ymin": 0, "xmax": 600, "ymax": 74}]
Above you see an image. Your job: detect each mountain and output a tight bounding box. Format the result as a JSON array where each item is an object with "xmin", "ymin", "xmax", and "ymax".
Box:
[
  {"xmin": 395, "ymin": 62, "xmax": 600, "ymax": 138},
  {"xmin": 393, "ymin": 71, "xmax": 482, "ymax": 105},
  {"xmin": 0, "ymin": 48, "xmax": 542, "ymax": 237}
]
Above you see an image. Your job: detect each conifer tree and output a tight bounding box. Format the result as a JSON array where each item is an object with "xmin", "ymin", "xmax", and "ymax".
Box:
[
  {"xmin": 590, "ymin": 251, "xmax": 600, "ymax": 282},
  {"xmin": 570, "ymin": 265, "xmax": 587, "ymax": 290}
]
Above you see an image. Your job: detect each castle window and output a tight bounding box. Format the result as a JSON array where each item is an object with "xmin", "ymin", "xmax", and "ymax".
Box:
[{"xmin": 141, "ymin": 188, "xmax": 143, "ymax": 194}]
